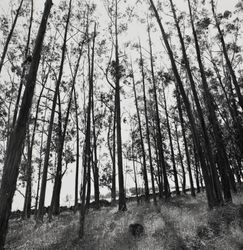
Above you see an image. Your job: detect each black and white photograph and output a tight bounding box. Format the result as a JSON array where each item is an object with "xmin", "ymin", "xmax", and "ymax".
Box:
[{"xmin": 0, "ymin": 0, "xmax": 243, "ymax": 249}]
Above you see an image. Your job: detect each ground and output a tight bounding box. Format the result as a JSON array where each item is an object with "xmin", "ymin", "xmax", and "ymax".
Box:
[{"xmin": 5, "ymin": 190, "xmax": 243, "ymax": 250}]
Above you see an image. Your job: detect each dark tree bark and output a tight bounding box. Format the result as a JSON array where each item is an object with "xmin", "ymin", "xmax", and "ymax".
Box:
[
  {"xmin": 162, "ymin": 83, "xmax": 180, "ymax": 195},
  {"xmin": 49, "ymin": 15, "xmax": 84, "ymax": 217},
  {"xmin": 0, "ymin": 0, "xmax": 52, "ymax": 247},
  {"xmin": 149, "ymin": 0, "xmax": 221, "ymax": 208},
  {"xmin": 111, "ymin": 108, "xmax": 116, "ymax": 204},
  {"xmin": 90, "ymin": 23, "xmax": 99, "ymax": 209},
  {"xmin": 114, "ymin": 0, "xmax": 126, "ymax": 211},
  {"xmin": 131, "ymin": 63, "xmax": 149, "ymax": 202},
  {"xmin": 148, "ymin": 24, "xmax": 170, "ymax": 199},
  {"xmin": 187, "ymin": 0, "xmax": 232, "ymax": 203},
  {"xmin": 12, "ymin": 0, "xmax": 33, "ymax": 129},
  {"xmin": 139, "ymin": 41, "xmax": 156, "ymax": 204},
  {"xmin": 130, "ymin": 127, "xmax": 139, "ymax": 204},
  {"xmin": 37, "ymin": 0, "xmax": 71, "ymax": 222},
  {"xmin": 176, "ymin": 87, "xmax": 195, "ymax": 196},
  {"xmin": 169, "ymin": 0, "xmax": 222, "ymax": 202},
  {"xmin": 79, "ymin": 19, "xmax": 96, "ymax": 238},
  {"xmin": 74, "ymin": 88, "xmax": 80, "ymax": 210},
  {"xmin": 174, "ymin": 121, "xmax": 186, "ymax": 194},
  {"xmin": 22, "ymin": 77, "xmax": 47, "ymax": 219}
]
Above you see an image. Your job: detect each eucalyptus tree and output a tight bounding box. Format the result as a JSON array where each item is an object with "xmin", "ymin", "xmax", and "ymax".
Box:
[
  {"xmin": 210, "ymin": 0, "xmax": 243, "ymax": 110},
  {"xmin": 104, "ymin": 0, "xmax": 127, "ymax": 211},
  {"xmin": 0, "ymin": 0, "xmax": 53, "ymax": 246},
  {"xmin": 161, "ymin": 78, "xmax": 180, "ymax": 195},
  {"xmin": 79, "ymin": 15, "xmax": 97, "ymax": 236},
  {"xmin": 148, "ymin": 0, "xmax": 222, "ymax": 208},
  {"xmin": 138, "ymin": 41, "xmax": 156, "ymax": 203},
  {"xmin": 130, "ymin": 63, "xmax": 149, "ymax": 201},
  {"xmin": 37, "ymin": 0, "xmax": 72, "ymax": 222},
  {"xmin": 176, "ymin": 87, "xmax": 195, "ymax": 196},
  {"xmin": 187, "ymin": 0, "xmax": 232, "ymax": 202},
  {"xmin": 147, "ymin": 23, "xmax": 170, "ymax": 199}
]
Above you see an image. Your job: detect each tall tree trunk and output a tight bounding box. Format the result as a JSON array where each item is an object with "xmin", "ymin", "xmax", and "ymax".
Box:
[
  {"xmin": 79, "ymin": 17, "xmax": 95, "ymax": 238},
  {"xmin": 114, "ymin": 0, "xmax": 126, "ymax": 211},
  {"xmin": 149, "ymin": 0, "xmax": 221, "ymax": 208},
  {"xmin": 74, "ymin": 88, "xmax": 80, "ymax": 211},
  {"xmin": 139, "ymin": 41, "xmax": 156, "ymax": 203},
  {"xmin": 162, "ymin": 83, "xmax": 180, "ymax": 195},
  {"xmin": 50, "ymin": 14, "xmax": 85, "ymax": 217},
  {"xmin": 23, "ymin": 71, "xmax": 48, "ymax": 219},
  {"xmin": 0, "ymin": 0, "xmax": 52, "ymax": 246},
  {"xmin": 12, "ymin": 0, "xmax": 33, "ymax": 129},
  {"xmin": 111, "ymin": 108, "xmax": 116, "ymax": 204},
  {"xmin": 90, "ymin": 23, "xmax": 99, "ymax": 209},
  {"xmin": 131, "ymin": 129, "xmax": 139, "ymax": 204},
  {"xmin": 37, "ymin": 0, "xmax": 70, "ymax": 221},
  {"xmin": 176, "ymin": 88, "xmax": 195, "ymax": 196},
  {"xmin": 148, "ymin": 24, "xmax": 170, "ymax": 199},
  {"xmin": 170, "ymin": 0, "xmax": 221, "ymax": 202},
  {"xmin": 174, "ymin": 121, "xmax": 186, "ymax": 194},
  {"xmin": 187, "ymin": 0, "xmax": 232, "ymax": 203},
  {"xmin": 131, "ymin": 63, "xmax": 149, "ymax": 202},
  {"xmin": 0, "ymin": 0, "xmax": 24, "ymax": 74}
]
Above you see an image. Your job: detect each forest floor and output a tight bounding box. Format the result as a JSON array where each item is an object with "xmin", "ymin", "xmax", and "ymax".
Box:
[{"xmin": 5, "ymin": 189, "xmax": 243, "ymax": 250}]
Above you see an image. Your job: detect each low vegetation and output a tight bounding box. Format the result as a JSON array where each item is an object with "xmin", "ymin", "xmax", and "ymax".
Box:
[{"xmin": 6, "ymin": 189, "xmax": 243, "ymax": 250}]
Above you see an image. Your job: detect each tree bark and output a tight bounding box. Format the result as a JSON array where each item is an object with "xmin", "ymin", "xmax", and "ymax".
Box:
[
  {"xmin": 131, "ymin": 63, "xmax": 149, "ymax": 202},
  {"xmin": 37, "ymin": 0, "xmax": 70, "ymax": 221},
  {"xmin": 0, "ymin": 0, "xmax": 52, "ymax": 247},
  {"xmin": 139, "ymin": 41, "xmax": 156, "ymax": 204},
  {"xmin": 148, "ymin": 24, "xmax": 170, "ymax": 199},
  {"xmin": 149, "ymin": 0, "xmax": 221, "ymax": 208}
]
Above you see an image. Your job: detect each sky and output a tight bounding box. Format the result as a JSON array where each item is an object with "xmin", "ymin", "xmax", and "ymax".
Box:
[{"xmin": 0, "ymin": 0, "xmax": 240, "ymax": 210}]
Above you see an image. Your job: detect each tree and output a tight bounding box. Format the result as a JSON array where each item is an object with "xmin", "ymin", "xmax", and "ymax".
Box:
[
  {"xmin": 0, "ymin": 0, "xmax": 52, "ymax": 247},
  {"xmin": 148, "ymin": 0, "xmax": 222, "ymax": 208},
  {"xmin": 0, "ymin": 0, "xmax": 24, "ymax": 74},
  {"xmin": 130, "ymin": 63, "xmax": 149, "ymax": 202},
  {"xmin": 37, "ymin": 0, "xmax": 71, "ymax": 222}
]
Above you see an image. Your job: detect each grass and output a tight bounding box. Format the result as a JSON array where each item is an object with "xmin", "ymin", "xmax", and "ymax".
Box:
[{"xmin": 5, "ymin": 190, "xmax": 243, "ymax": 250}]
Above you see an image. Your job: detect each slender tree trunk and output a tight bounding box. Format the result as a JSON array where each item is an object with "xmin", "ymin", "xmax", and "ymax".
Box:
[
  {"xmin": 37, "ymin": 0, "xmax": 70, "ymax": 221},
  {"xmin": 90, "ymin": 23, "xmax": 99, "ymax": 209},
  {"xmin": 74, "ymin": 88, "xmax": 80, "ymax": 210},
  {"xmin": 139, "ymin": 41, "xmax": 156, "ymax": 203},
  {"xmin": 23, "ymin": 72, "xmax": 47, "ymax": 219},
  {"xmin": 0, "ymin": 0, "xmax": 24, "ymax": 74},
  {"xmin": 0, "ymin": 0, "xmax": 52, "ymax": 246},
  {"xmin": 149, "ymin": 0, "xmax": 221, "ymax": 208},
  {"xmin": 170, "ymin": 0, "xmax": 221, "ymax": 203},
  {"xmin": 148, "ymin": 24, "xmax": 170, "ymax": 199},
  {"xmin": 114, "ymin": 0, "xmax": 126, "ymax": 211},
  {"xmin": 162, "ymin": 83, "xmax": 180, "ymax": 195},
  {"xmin": 131, "ymin": 129, "xmax": 139, "ymax": 204},
  {"xmin": 79, "ymin": 15, "xmax": 95, "ymax": 237},
  {"xmin": 111, "ymin": 108, "xmax": 116, "ymax": 204},
  {"xmin": 174, "ymin": 121, "xmax": 186, "ymax": 194},
  {"xmin": 176, "ymin": 87, "xmax": 195, "ymax": 196},
  {"xmin": 12, "ymin": 0, "xmax": 33, "ymax": 128},
  {"xmin": 188, "ymin": 0, "xmax": 232, "ymax": 203},
  {"xmin": 131, "ymin": 63, "xmax": 149, "ymax": 202}
]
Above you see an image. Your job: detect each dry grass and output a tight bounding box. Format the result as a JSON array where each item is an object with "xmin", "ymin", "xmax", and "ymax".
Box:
[{"xmin": 5, "ymin": 190, "xmax": 243, "ymax": 250}]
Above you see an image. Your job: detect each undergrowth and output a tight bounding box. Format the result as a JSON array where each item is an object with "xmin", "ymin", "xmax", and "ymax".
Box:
[{"xmin": 5, "ymin": 190, "xmax": 243, "ymax": 250}]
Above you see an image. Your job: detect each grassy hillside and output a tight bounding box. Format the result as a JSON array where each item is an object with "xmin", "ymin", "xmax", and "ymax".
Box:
[{"xmin": 5, "ymin": 190, "xmax": 243, "ymax": 250}]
